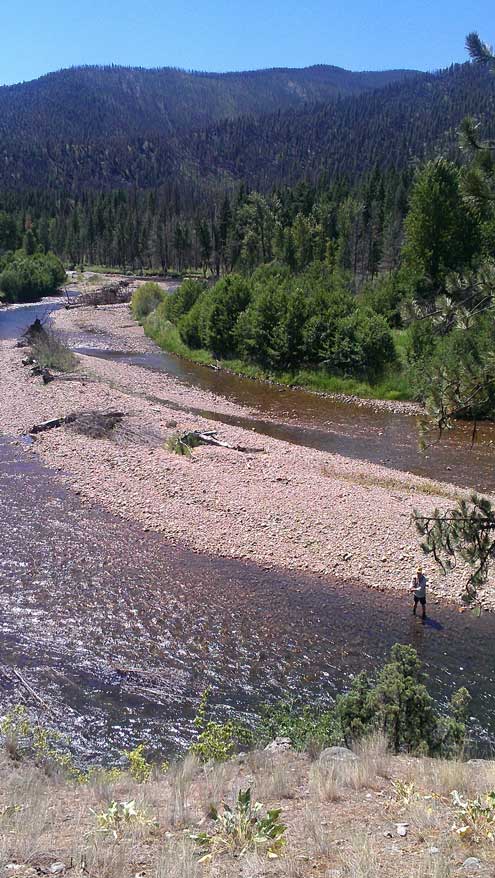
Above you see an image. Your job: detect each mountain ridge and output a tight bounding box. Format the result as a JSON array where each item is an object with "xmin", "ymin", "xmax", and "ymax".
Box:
[{"xmin": 0, "ymin": 63, "xmax": 422, "ymax": 144}]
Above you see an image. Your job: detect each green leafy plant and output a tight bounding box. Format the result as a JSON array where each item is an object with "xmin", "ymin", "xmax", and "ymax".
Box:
[
  {"xmin": 256, "ymin": 697, "xmax": 339, "ymax": 752},
  {"xmin": 392, "ymin": 779, "xmax": 419, "ymax": 805},
  {"xmin": 190, "ymin": 687, "xmax": 235, "ymax": 762},
  {"xmin": 191, "ymin": 787, "xmax": 286, "ymax": 860},
  {"xmin": 92, "ymin": 800, "xmax": 158, "ymax": 839},
  {"xmin": 122, "ymin": 743, "xmax": 152, "ymax": 783},
  {"xmin": 191, "ymin": 721, "xmax": 237, "ymax": 763},
  {"xmin": 166, "ymin": 433, "xmax": 193, "ymax": 456},
  {"xmin": 451, "ymin": 789, "xmax": 495, "ymax": 843},
  {"xmin": 190, "ymin": 687, "xmax": 251, "ymax": 762},
  {"xmin": 1, "ymin": 704, "xmax": 83, "ymax": 781}
]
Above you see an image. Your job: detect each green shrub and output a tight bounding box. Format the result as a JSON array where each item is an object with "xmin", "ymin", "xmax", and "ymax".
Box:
[
  {"xmin": 122, "ymin": 743, "xmax": 152, "ymax": 782},
  {"xmin": 131, "ymin": 282, "xmax": 166, "ymax": 322},
  {"xmin": 255, "ymin": 698, "xmax": 339, "ymax": 752},
  {"xmin": 190, "ymin": 687, "xmax": 251, "ymax": 762},
  {"xmin": 1, "ymin": 704, "xmax": 83, "ymax": 781},
  {"xmin": 255, "ymin": 645, "xmax": 472, "ymax": 757},
  {"xmin": 164, "ymin": 278, "xmax": 207, "ymax": 323},
  {"xmin": 328, "ymin": 307, "xmax": 396, "ymax": 379},
  {"xmin": 0, "ymin": 251, "xmax": 66, "ymax": 303}
]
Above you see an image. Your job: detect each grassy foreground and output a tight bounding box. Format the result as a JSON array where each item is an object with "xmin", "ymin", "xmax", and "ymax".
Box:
[
  {"xmin": 144, "ymin": 319, "xmax": 413, "ymax": 402},
  {"xmin": 1, "ymin": 739, "xmax": 494, "ymax": 877}
]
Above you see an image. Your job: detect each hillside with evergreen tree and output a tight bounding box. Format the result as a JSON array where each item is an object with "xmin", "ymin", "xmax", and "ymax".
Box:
[
  {"xmin": 0, "ymin": 63, "xmax": 419, "ymax": 143},
  {"xmin": 0, "ymin": 62, "xmax": 493, "ymax": 190}
]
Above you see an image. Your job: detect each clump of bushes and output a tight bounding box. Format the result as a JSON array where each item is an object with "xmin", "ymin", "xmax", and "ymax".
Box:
[
  {"xmin": 256, "ymin": 644, "xmax": 471, "ymax": 757},
  {"xmin": 0, "ymin": 251, "xmax": 66, "ymax": 303},
  {"xmin": 131, "ymin": 281, "xmax": 167, "ymax": 322},
  {"xmin": 146, "ymin": 264, "xmax": 397, "ymax": 382}
]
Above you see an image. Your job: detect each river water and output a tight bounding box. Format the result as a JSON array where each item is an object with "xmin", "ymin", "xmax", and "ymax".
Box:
[
  {"xmin": 69, "ymin": 347, "xmax": 495, "ymax": 492},
  {"xmin": 1, "ymin": 301, "xmax": 495, "ymax": 759}
]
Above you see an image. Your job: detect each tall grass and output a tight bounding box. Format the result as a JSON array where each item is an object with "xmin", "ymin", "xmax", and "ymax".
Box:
[{"xmin": 30, "ymin": 330, "xmax": 77, "ymax": 372}]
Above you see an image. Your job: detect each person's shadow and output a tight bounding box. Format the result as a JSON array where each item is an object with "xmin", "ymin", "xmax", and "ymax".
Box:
[{"xmin": 421, "ymin": 616, "xmax": 443, "ymax": 631}]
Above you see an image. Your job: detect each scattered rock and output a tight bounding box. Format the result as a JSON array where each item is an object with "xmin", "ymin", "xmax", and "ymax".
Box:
[
  {"xmin": 50, "ymin": 865, "xmax": 66, "ymax": 875},
  {"xmin": 462, "ymin": 858, "xmax": 481, "ymax": 871},
  {"xmin": 5, "ymin": 868, "xmax": 37, "ymax": 877},
  {"xmin": 383, "ymin": 830, "xmax": 393, "ymax": 838},
  {"xmin": 396, "ymin": 822, "xmax": 408, "ymax": 837},
  {"xmin": 319, "ymin": 746, "xmax": 358, "ymax": 763},
  {"xmin": 428, "ymin": 847, "xmax": 440, "ymax": 855},
  {"xmin": 264, "ymin": 737, "xmax": 291, "ymax": 753}
]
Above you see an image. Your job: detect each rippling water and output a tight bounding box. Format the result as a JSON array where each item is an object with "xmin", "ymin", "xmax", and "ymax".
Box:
[
  {"xmin": 1, "ymin": 301, "xmax": 495, "ymax": 761},
  {"xmin": 1, "ymin": 436, "xmax": 495, "ymax": 760}
]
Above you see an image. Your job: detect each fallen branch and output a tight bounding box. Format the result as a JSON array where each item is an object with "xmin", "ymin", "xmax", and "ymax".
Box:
[
  {"xmin": 30, "ymin": 415, "xmax": 76, "ymax": 434},
  {"xmin": 30, "ymin": 410, "xmax": 124, "ymax": 435},
  {"xmin": 11, "ymin": 667, "xmax": 52, "ymax": 713},
  {"xmin": 175, "ymin": 429, "xmax": 262, "ymax": 453},
  {"xmin": 187, "ymin": 429, "xmax": 236, "ymax": 449}
]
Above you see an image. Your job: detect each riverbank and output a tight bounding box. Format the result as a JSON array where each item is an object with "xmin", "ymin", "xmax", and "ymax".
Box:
[
  {"xmin": 144, "ymin": 318, "xmax": 419, "ymax": 415},
  {"xmin": 2, "ymin": 743, "xmax": 494, "ymax": 878},
  {"xmin": 1, "ymin": 302, "xmax": 492, "ymax": 610}
]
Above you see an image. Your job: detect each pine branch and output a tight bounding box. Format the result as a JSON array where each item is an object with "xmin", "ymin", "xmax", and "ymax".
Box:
[{"xmin": 465, "ymin": 32, "xmax": 495, "ymax": 68}]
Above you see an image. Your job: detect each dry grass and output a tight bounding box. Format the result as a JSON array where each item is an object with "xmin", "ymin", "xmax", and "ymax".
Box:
[
  {"xmin": 403, "ymin": 756, "xmax": 495, "ymax": 798},
  {"xmin": 0, "ymin": 748, "xmax": 494, "ymax": 878},
  {"xmin": 252, "ymin": 755, "xmax": 299, "ymax": 802},
  {"xmin": 198, "ymin": 760, "xmax": 237, "ymax": 816},
  {"xmin": 405, "ymin": 796, "xmax": 446, "ymax": 838},
  {"xmin": 340, "ymin": 833, "xmax": 379, "ymax": 878},
  {"xmin": 301, "ymin": 804, "xmax": 334, "ymax": 858},
  {"xmin": 309, "ymin": 760, "xmax": 341, "ymax": 802},
  {"xmin": 30, "ymin": 329, "xmax": 78, "ymax": 372},
  {"xmin": 353, "ymin": 731, "xmax": 391, "ymax": 778},
  {"xmin": 165, "ymin": 753, "xmax": 199, "ymax": 827},
  {"xmin": 0, "ymin": 769, "xmax": 60, "ymax": 867},
  {"xmin": 155, "ymin": 837, "xmax": 200, "ymax": 878},
  {"xmin": 411, "ymin": 851, "xmax": 455, "ymax": 878},
  {"xmin": 321, "ymin": 463, "xmax": 460, "ymax": 500},
  {"xmin": 79, "ymin": 837, "xmax": 133, "ymax": 878}
]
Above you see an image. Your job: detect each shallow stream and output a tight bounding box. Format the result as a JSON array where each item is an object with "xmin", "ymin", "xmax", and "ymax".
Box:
[{"xmin": 1, "ymin": 301, "xmax": 495, "ymax": 759}]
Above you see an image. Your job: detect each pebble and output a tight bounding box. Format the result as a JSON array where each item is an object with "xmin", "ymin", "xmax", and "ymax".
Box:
[{"xmin": 462, "ymin": 858, "xmax": 481, "ymax": 871}]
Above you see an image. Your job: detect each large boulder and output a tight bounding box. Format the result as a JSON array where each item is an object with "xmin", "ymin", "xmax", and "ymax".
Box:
[
  {"xmin": 264, "ymin": 737, "xmax": 291, "ymax": 754},
  {"xmin": 319, "ymin": 746, "xmax": 358, "ymax": 763}
]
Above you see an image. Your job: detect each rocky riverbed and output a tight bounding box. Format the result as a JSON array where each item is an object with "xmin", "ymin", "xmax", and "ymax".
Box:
[{"xmin": 1, "ymin": 301, "xmax": 491, "ymax": 611}]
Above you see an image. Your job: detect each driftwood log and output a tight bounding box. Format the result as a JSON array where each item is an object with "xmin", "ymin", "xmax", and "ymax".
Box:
[
  {"xmin": 176, "ymin": 429, "xmax": 263, "ymax": 453},
  {"xmin": 30, "ymin": 410, "xmax": 124, "ymax": 435}
]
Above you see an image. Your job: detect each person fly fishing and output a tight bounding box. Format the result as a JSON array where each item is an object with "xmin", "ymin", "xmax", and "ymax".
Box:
[{"xmin": 410, "ymin": 566, "xmax": 427, "ymax": 619}]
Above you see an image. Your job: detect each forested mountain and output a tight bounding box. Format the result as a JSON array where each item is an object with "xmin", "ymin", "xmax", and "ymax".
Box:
[
  {"xmin": 0, "ymin": 63, "xmax": 493, "ymax": 191},
  {"xmin": 0, "ymin": 63, "xmax": 419, "ymax": 143},
  {"xmin": 186, "ymin": 63, "xmax": 495, "ymax": 188}
]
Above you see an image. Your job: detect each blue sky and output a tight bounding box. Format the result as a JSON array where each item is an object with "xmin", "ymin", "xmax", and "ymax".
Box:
[{"xmin": 1, "ymin": 0, "xmax": 493, "ymax": 85}]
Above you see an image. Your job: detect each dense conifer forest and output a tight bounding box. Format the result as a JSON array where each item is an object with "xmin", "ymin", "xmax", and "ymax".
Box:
[{"xmin": 2, "ymin": 45, "xmax": 495, "ymax": 429}]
